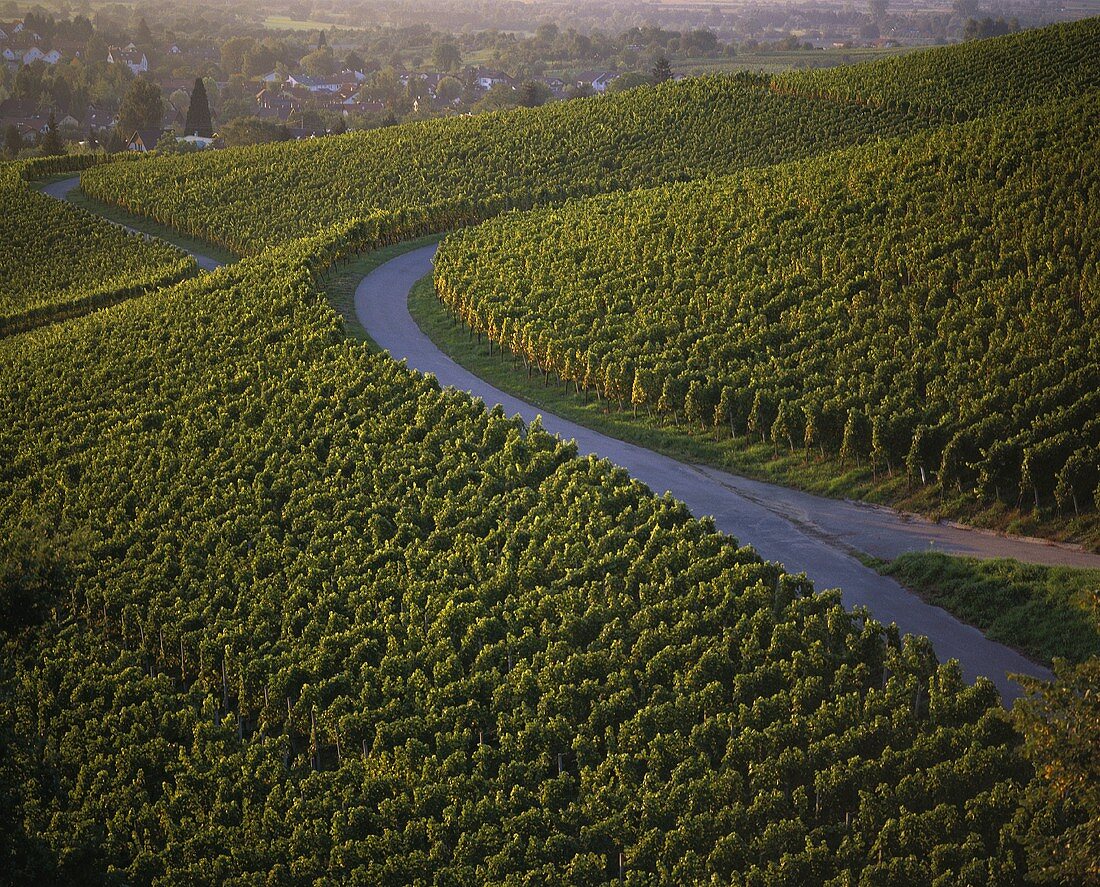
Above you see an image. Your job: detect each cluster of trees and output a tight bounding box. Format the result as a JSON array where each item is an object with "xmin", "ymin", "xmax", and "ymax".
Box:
[
  {"xmin": 81, "ymin": 73, "xmax": 918, "ymax": 253},
  {"xmin": 773, "ymin": 17, "xmax": 1100, "ymax": 121},
  {"xmin": 434, "ymin": 94, "xmax": 1100, "ymax": 520},
  {"xmin": 0, "ymin": 208, "xmax": 1074, "ymax": 884},
  {"xmin": 0, "ymin": 158, "xmax": 195, "ymax": 335}
]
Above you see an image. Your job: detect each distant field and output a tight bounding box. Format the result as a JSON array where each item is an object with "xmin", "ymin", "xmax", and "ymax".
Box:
[{"xmin": 263, "ymin": 14, "xmax": 340, "ymax": 31}]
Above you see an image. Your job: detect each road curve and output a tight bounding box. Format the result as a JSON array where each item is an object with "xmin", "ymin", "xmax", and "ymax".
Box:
[
  {"xmin": 354, "ymin": 244, "xmax": 1084, "ymax": 702},
  {"xmin": 43, "ymin": 179, "xmax": 1089, "ymax": 701},
  {"xmin": 41, "ymin": 177, "xmax": 223, "ymax": 272}
]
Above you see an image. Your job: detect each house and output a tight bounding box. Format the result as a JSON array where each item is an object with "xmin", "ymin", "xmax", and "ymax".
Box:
[
  {"xmin": 86, "ymin": 105, "xmax": 116, "ymax": 132},
  {"xmin": 168, "ymin": 44, "xmax": 181, "ymax": 54},
  {"xmin": 180, "ymin": 134, "xmax": 214, "ymax": 149},
  {"xmin": 108, "ymin": 47, "xmax": 148, "ymax": 74},
  {"xmin": 543, "ymin": 77, "xmax": 567, "ymax": 97},
  {"xmin": 575, "ymin": 71, "xmax": 619, "ymax": 93},
  {"xmin": 259, "ymin": 70, "xmax": 282, "ymax": 83},
  {"xmin": 126, "ymin": 128, "xmax": 163, "ymax": 152},
  {"xmin": 470, "ymin": 67, "xmax": 513, "ymax": 91},
  {"xmin": 285, "ymin": 74, "xmax": 337, "ymax": 93},
  {"xmin": 1, "ymin": 48, "xmax": 17, "ymax": 62},
  {"xmin": 22, "ymin": 47, "xmax": 62, "ymax": 65}
]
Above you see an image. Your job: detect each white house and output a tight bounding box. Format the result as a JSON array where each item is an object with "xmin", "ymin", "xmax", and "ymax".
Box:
[
  {"xmin": 260, "ymin": 70, "xmax": 282, "ymax": 83},
  {"xmin": 472, "ymin": 68, "xmax": 512, "ymax": 90},
  {"xmin": 107, "ymin": 48, "xmax": 148, "ymax": 74},
  {"xmin": 575, "ymin": 71, "xmax": 619, "ymax": 93},
  {"xmin": 22, "ymin": 47, "xmax": 61, "ymax": 65},
  {"xmin": 285, "ymin": 74, "xmax": 341, "ymax": 93},
  {"xmin": 2, "ymin": 48, "xmax": 17, "ymax": 62}
]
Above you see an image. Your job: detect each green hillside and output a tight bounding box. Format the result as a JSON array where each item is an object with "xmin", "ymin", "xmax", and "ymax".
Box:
[
  {"xmin": 0, "ymin": 236, "xmax": 1031, "ymax": 884},
  {"xmin": 433, "ymin": 95, "xmax": 1100, "ymax": 538},
  {"xmin": 81, "ymin": 77, "xmax": 919, "ymax": 253},
  {"xmin": 2, "ymin": 18, "xmax": 1098, "ymax": 885},
  {"xmin": 776, "ymin": 17, "xmax": 1100, "ymax": 120},
  {"xmin": 0, "ymin": 162, "xmax": 195, "ymax": 336}
]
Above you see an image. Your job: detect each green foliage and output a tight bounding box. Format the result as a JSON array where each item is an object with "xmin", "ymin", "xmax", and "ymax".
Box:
[
  {"xmin": 884, "ymin": 553, "xmax": 1100, "ymax": 664},
  {"xmin": 5, "ymin": 20, "xmax": 1098, "ymax": 883},
  {"xmin": 117, "ymin": 78, "xmax": 165, "ymax": 136},
  {"xmin": 433, "ymin": 95, "xmax": 1100, "ymax": 521},
  {"xmin": 0, "ymin": 225, "xmax": 1029, "ymax": 883},
  {"xmin": 0, "ymin": 162, "xmax": 196, "ymax": 335},
  {"xmin": 81, "ymin": 75, "xmax": 919, "ymax": 253},
  {"xmin": 774, "ymin": 17, "xmax": 1100, "ymax": 121},
  {"xmin": 1012, "ymin": 657, "xmax": 1100, "ymax": 885},
  {"xmin": 183, "ymin": 77, "xmax": 214, "ymax": 139}
]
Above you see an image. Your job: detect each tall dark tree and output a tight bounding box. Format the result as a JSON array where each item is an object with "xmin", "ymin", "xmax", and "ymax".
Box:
[
  {"xmin": 136, "ymin": 17, "xmax": 152, "ymax": 45},
  {"xmin": 317, "ymin": 29, "xmax": 327, "ymax": 50},
  {"xmin": 652, "ymin": 55, "xmax": 673, "ymax": 83},
  {"xmin": 184, "ymin": 77, "xmax": 214, "ymax": 138},
  {"xmin": 3, "ymin": 123, "xmax": 22, "ymax": 158},
  {"xmin": 38, "ymin": 112, "xmax": 64, "ymax": 156}
]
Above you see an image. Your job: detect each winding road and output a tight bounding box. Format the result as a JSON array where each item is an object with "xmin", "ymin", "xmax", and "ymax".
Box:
[
  {"xmin": 47, "ymin": 177, "xmax": 1100, "ymax": 702},
  {"xmin": 357, "ymin": 245, "xmax": 1100, "ymax": 702}
]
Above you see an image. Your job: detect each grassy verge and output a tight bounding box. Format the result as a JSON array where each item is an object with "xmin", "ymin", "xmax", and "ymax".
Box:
[
  {"xmin": 410, "ymin": 274, "xmax": 1100, "ymax": 552},
  {"xmin": 877, "ymin": 552, "xmax": 1100, "ymax": 665}
]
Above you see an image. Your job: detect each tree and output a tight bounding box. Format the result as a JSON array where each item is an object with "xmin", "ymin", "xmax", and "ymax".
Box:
[
  {"xmin": 652, "ymin": 56, "xmax": 672, "ymax": 84},
  {"xmin": 184, "ymin": 78, "xmax": 214, "ymax": 138},
  {"xmin": 3, "ymin": 123, "xmax": 22, "ymax": 158},
  {"xmin": 518, "ymin": 81, "xmax": 550, "ymax": 108},
  {"xmin": 715, "ymin": 387, "xmax": 735, "ymax": 439},
  {"xmin": 608, "ymin": 72, "xmax": 653, "ymax": 94},
  {"xmin": 118, "ymin": 78, "xmax": 164, "ymax": 134},
  {"xmin": 135, "ymin": 17, "xmax": 152, "ymax": 46},
  {"xmin": 432, "ymin": 41, "xmax": 461, "ymax": 72},
  {"xmin": 38, "ymin": 112, "xmax": 64, "ymax": 156},
  {"xmin": 631, "ymin": 369, "xmax": 650, "ymax": 417},
  {"xmin": 1014, "ymin": 657, "xmax": 1100, "ymax": 885},
  {"xmin": 684, "ymin": 380, "xmax": 704, "ymax": 430},
  {"xmin": 219, "ymin": 116, "xmax": 289, "ymax": 147},
  {"xmin": 317, "ymin": 30, "xmax": 327, "ymax": 50},
  {"xmin": 436, "ymin": 76, "xmax": 463, "ymax": 104},
  {"xmin": 300, "ymin": 48, "xmax": 335, "ymax": 78},
  {"xmin": 106, "ymin": 127, "xmax": 127, "ymax": 153}
]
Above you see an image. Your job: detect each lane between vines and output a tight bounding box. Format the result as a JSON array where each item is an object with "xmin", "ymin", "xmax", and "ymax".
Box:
[{"xmin": 42, "ymin": 177, "xmax": 1081, "ymax": 701}]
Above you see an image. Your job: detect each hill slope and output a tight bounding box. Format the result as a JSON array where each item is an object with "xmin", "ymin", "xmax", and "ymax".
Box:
[{"xmin": 433, "ymin": 93, "xmax": 1100, "ymax": 542}]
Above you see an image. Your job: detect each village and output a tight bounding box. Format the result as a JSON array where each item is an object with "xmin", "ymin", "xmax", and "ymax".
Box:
[{"xmin": 0, "ymin": 15, "xmax": 638, "ymax": 153}]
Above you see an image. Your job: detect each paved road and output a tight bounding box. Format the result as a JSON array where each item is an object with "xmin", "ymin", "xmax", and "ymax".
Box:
[
  {"xmin": 47, "ymin": 180, "xmax": 1091, "ymax": 701},
  {"xmin": 354, "ymin": 244, "xmax": 1100, "ymax": 702},
  {"xmin": 42, "ymin": 177, "xmax": 223, "ymax": 272}
]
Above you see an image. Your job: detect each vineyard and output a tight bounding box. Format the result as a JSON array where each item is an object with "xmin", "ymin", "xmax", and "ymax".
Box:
[
  {"xmin": 0, "ymin": 162, "xmax": 196, "ymax": 336},
  {"xmin": 2, "ymin": 18, "xmax": 1098, "ymax": 885},
  {"xmin": 0, "ymin": 230, "xmax": 1048, "ymax": 885},
  {"xmin": 775, "ymin": 17, "xmax": 1100, "ymax": 121},
  {"xmin": 432, "ymin": 95, "xmax": 1100, "ymax": 535},
  {"xmin": 80, "ymin": 77, "xmax": 921, "ymax": 253}
]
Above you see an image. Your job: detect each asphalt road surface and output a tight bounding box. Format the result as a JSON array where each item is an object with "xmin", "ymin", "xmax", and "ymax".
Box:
[
  {"xmin": 46, "ymin": 180, "xmax": 1097, "ymax": 702},
  {"xmin": 354, "ymin": 243, "xmax": 1100, "ymax": 702}
]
